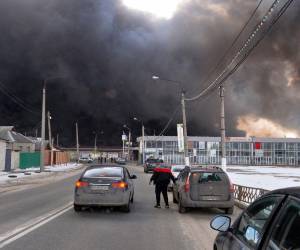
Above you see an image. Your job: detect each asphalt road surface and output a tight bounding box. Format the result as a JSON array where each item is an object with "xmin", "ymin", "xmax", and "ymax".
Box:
[{"xmin": 0, "ymin": 164, "xmax": 242, "ymax": 250}]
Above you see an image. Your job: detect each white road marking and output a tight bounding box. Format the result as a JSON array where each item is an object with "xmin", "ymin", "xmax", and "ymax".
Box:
[{"xmin": 0, "ymin": 202, "xmax": 73, "ymax": 249}]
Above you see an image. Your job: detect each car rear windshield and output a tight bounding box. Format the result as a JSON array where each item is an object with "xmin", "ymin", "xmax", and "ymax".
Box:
[
  {"xmin": 190, "ymin": 172, "xmax": 227, "ymax": 184},
  {"xmin": 147, "ymin": 159, "xmax": 162, "ymax": 163},
  {"xmin": 83, "ymin": 167, "xmax": 123, "ymax": 178}
]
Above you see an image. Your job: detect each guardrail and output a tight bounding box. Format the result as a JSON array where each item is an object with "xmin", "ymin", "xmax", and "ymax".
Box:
[{"xmin": 233, "ymin": 184, "xmax": 269, "ymax": 205}]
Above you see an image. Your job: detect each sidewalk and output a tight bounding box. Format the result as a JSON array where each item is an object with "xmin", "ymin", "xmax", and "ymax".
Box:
[{"xmin": 0, "ymin": 163, "xmax": 84, "ymax": 187}]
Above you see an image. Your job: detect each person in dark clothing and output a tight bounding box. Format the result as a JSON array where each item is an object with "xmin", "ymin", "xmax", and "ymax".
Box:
[{"xmin": 150, "ymin": 167, "xmax": 176, "ymax": 208}]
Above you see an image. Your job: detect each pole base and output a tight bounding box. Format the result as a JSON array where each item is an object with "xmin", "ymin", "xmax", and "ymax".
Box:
[
  {"xmin": 221, "ymin": 157, "xmax": 227, "ymax": 171},
  {"xmin": 185, "ymin": 157, "xmax": 190, "ymax": 166}
]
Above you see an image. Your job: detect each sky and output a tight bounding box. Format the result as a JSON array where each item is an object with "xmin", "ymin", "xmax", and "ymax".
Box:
[{"xmin": 0, "ymin": 0, "xmax": 299, "ymax": 146}]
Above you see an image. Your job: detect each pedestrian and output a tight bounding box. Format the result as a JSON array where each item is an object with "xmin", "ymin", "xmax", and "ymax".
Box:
[
  {"xmin": 100, "ymin": 156, "xmax": 103, "ymax": 164},
  {"xmin": 149, "ymin": 167, "xmax": 176, "ymax": 209}
]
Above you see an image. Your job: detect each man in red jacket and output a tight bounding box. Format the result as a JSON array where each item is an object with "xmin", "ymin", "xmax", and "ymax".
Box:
[{"xmin": 150, "ymin": 167, "xmax": 176, "ymax": 208}]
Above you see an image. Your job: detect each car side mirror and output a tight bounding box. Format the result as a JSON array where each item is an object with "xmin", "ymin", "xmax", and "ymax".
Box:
[
  {"xmin": 210, "ymin": 215, "xmax": 231, "ymax": 232},
  {"xmin": 130, "ymin": 174, "xmax": 137, "ymax": 179}
]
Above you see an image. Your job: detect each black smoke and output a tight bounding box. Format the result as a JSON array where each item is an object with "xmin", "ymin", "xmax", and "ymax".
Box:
[{"xmin": 0, "ymin": 0, "xmax": 299, "ymax": 146}]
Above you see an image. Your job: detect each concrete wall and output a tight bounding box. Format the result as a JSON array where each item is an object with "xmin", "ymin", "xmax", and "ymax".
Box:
[
  {"xmin": 12, "ymin": 143, "xmax": 35, "ymax": 152},
  {"xmin": 0, "ymin": 140, "xmax": 6, "ymax": 171}
]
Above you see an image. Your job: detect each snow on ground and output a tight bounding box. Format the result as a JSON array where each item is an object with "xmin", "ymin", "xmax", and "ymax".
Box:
[
  {"xmin": 227, "ymin": 165, "xmax": 300, "ymax": 191},
  {"xmin": 0, "ymin": 163, "xmax": 82, "ymax": 185}
]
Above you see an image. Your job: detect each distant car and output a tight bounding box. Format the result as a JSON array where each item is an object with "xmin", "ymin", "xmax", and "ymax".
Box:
[
  {"xmin": 115, "ymin": 157, "xmax": 126, "ymax": 165},
  {"xmin": 168, "ymin": 165, "xmax": 186, "ymax": 191},
  {"xmin": 173, "ymin": 166, "xmax": 234, "ymax": 214},
  {"xmin": 210, "ymin": 186, "xmax": 300, "ymax": 250},
  {"xmin": 78, "ymin": 157, "xmax": 93, "ymax": 163},
  {"xmin": 73, "ymin": 165, "xmax": 137, "ymax": 212},
  {"xmin": 144, "ymin": 158, "xmax": 163, "ymax": 173}
]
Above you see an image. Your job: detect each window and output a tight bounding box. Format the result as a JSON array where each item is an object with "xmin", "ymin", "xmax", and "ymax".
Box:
[
  {"xmin": 190, "ymin": 172, "xmax": 225, "ymax": 184},
  {"xmin": 266, "ymin": 198, "xmax": 300, "ymax": 250},
  {"xmin": 235, "ymin": 196, "xmax": 283, "ymax": 248},
  {"xmin": 83, "ymin": 167, "xmax": 123, "ymax": 178}
]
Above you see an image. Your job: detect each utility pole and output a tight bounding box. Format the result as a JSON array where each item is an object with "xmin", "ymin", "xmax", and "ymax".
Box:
[
  {"xmin": 128, "ymin": 130, "xmax": 131, "ymax": 161},
  {"xmin": 181, "ymin": 90, "xmax": 189, "ymax": 166},
  {"xmin": 94, "ymin": 133, "xmax": 97, "ymax": 159},
  {"xmin": 220, "ymin": 85, "xmax": 226, "ymax": 171},
  {"xmin": 47, "ymin": 111, "xmax": 53, "ymax": 166},
  {"xmin": 40, "ymin": 84, "xmax": 46, "ymax": 172},
  {"xmin": 56, "ymin": 134, "xmax": 59, "ymax": 147},
  {"xmin": 142, "ymin": 124, "xmax": 145, "ymax": 164},
  {"xmin": 76, "ymin": 122, "xmax": 79, "ymax": 163}
]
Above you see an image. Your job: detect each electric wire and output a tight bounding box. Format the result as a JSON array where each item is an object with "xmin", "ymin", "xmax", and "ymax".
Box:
[
  {"xmin": 185, "ymin": 0, "xmax": 294, "ymax": 102},
  {"xmin": 187, "ymin": 0, "xmax": 264, "ymax": 96},
  {"xmin": 0, "ymin": 81, "xmax": 39, "ymax": 115}
]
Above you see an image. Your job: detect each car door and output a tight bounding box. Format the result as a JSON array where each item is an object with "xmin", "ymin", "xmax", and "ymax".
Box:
[
  {"xmin": 264, "ymin": 196, "xmax": 300, "ymax": 250},
  {"xmin": 222, "ymin": 195, "xmax": 285, "ymax": 250},
  {"xmin": 174, "ymin": 172, "xmax": 185, "ymax": 201},
  {"xmin": 124, "ymin": 169, "xmax": 132, "ymax": 200}
]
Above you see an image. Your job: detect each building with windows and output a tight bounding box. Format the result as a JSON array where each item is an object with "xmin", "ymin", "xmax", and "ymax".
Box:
[{"xmin": 137, "ymin": 136, "xmax": 300, "ymax": 166}]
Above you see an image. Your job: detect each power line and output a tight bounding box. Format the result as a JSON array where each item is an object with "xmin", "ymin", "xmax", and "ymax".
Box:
[
  {"xmin": 147, "ymin": 104, "xmax": 181, "ymax": 142},
  {"xmin": 188, "ymin": 0, "xmax": 264, "ymax": 96},
  {"xmin": 186, "ymin": 0, "xmax": 294, "ymax": 102},
  {"xmin": 0, "ymin": 81, "xmax": 39, "ymax": 115}
]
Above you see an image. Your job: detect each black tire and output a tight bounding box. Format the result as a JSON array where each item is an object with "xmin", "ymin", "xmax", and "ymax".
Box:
[
  {"xmin": 122, "ymin": 199, "xmax": 131, "ymax": 213},
  {"xmin": 225, "ymin": 206, "xmax": 234, "ymax": 215},
  {"xmin": 74, "ymin": 204, "xmax": 82, "ymax": 212},
  {"xmin": 178, "ymin": 197, "xmax": 187, "ymax": 213},
  {"xmin": 173, "ymin": 191, "xmax": 178, "ymax": 204}
]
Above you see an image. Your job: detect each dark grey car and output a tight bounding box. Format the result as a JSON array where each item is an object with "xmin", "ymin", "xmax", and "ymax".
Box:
[
  {"xmin": 210, "ymin": 187, "xmax": 300, "ymax": 250},
  {"xmin": 173, "ymin": 166, "xmax": 234, "ymax": 213},
  {"xmin": 74, "ymin": 165, "xmax": 137, "ymax": 212}
]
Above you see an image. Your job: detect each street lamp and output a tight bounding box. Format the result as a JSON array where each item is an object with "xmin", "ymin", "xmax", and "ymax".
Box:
[
  {"xmin": 133, "ymin": 117, "xmax": 145, "ymax": 164},
  {"xmin": 123, "ymin": 124, "xmax": 132, "ymax": 161},
  {"xmin": 152, "ymin": 75, "xmax": 189, "ymax": 166}
]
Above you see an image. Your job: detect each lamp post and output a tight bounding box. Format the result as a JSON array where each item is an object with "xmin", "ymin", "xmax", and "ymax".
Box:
[
  {"xmin": 152, "ymin": 75, "xmax": 189, "ymax": 166},
  {"xmin": 93, "ymin": 131, "xmax": 97, "ymax": 159},
  {"xmin": 133, "ymin": 117, "xmax": 145, "ymax": 164},
  {"xmin": 123, "ymin": 124, "xmax": 131, "ymax": 161}
]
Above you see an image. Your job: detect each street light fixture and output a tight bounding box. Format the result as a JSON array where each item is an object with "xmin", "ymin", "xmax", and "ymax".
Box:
[{"xmin": 152, "ymin": 74, "xmax": 189, "ymax": 166}]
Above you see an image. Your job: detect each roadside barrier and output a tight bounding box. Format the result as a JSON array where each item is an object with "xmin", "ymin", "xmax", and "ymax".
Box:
[{"xmin": 233, "ymin": 184, "xmax": 269, "ymax": 208}]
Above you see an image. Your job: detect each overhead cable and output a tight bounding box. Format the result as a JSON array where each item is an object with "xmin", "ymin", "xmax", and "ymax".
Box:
[{"xmin": 185, "ymin": 0, "xmax": 294, "ymax": 102}]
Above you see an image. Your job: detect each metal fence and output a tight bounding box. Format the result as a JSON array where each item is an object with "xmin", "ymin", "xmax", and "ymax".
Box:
[{"xmin": 233, "ymin": 184, "xmax": 269, "ymax": 205}]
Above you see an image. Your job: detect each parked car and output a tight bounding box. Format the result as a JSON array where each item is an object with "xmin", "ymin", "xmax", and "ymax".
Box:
[
  {"xmin": 168, "ymin": 165, "xmax": 186, "ymax": 191},
  {"xmin": 144, "ymin": 158, "xmax": 163, "ymax": 173},
  {"xmin": 78, "ymin": 156, "xmax": 93, "ymax": 163},
  {"xmin": 115, "ymin": 157, "xmax": 126, "ymax": 165},
  {"xmin": 173, "ymin": 166, "xmax": 234, "ymax": 214},
  {"xmin": 74, "ymin": 165, "xmax": 137, "ymax": 212},
  {"xmin": 210, "ymin": 186, "xmax": 300, "ymax": 250}
]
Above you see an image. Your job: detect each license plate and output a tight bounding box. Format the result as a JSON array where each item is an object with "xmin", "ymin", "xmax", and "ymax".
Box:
[
  {"xmin": 202, "ymin": 196, "xmax": 219, "ymax": 201},
  {"xmin": 90, "ymin": 185, "xmax": 109, "ymax": 191}
]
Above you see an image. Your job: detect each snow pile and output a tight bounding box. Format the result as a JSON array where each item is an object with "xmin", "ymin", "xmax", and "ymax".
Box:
[
  {"xmin": 0, "ymin": 163, "xmax": 82, "ymax": 185},
  {"xmin": 227, "ymin": 166, "xmax": 300, "ymax": 190}
]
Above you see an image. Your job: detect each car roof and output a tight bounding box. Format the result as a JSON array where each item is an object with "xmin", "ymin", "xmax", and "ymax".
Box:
[
  {"xmin": 264, "ymin": 186, "xmax": 300, "ymax": 199},
  {"xmin": 187, "ymin": 166, "xmax": 224, "ymax": 173},
  {"xmin": 86, "ymin": 164, "xmax": 124, "ymax": 170}
]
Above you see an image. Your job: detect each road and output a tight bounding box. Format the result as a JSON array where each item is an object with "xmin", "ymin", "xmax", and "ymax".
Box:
[{"xmin": 0, "ymin": 164, "xmax": 242, "ymax": 250}]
